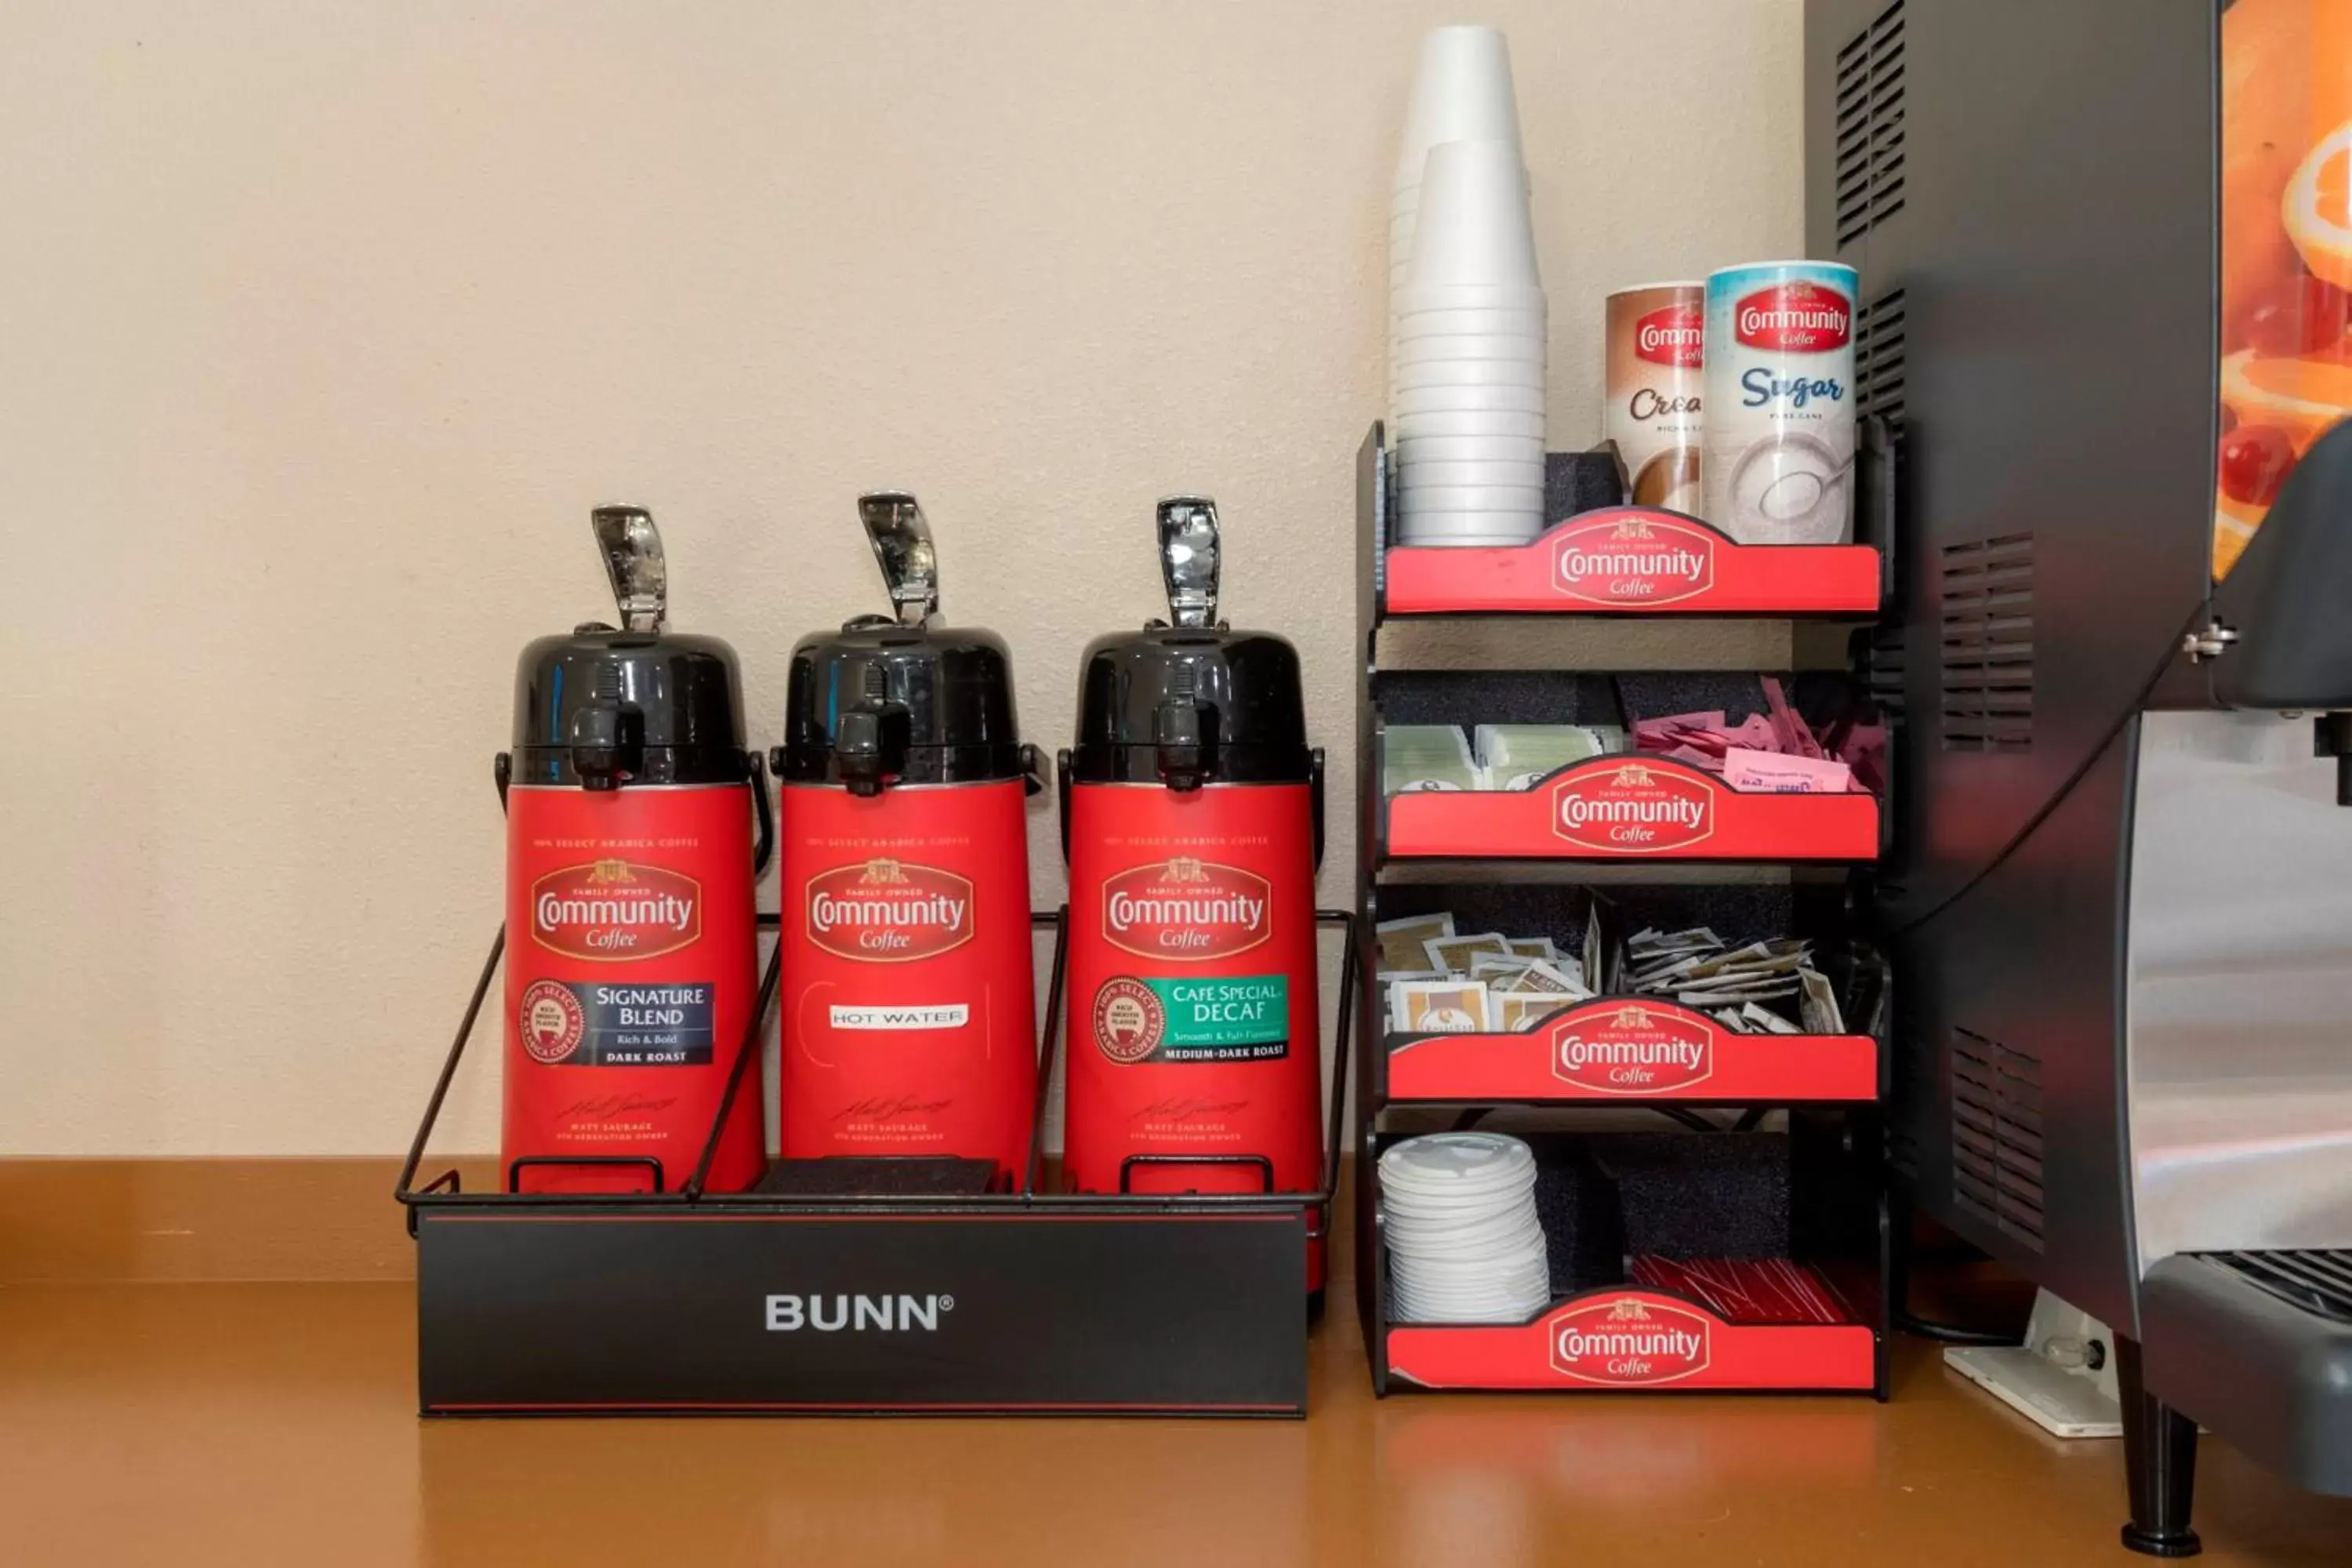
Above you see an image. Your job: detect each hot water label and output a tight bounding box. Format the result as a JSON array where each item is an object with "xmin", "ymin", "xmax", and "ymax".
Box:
[{"xmin": 517, "ymin": 978, "xmax": 714, "ymax": 1066}]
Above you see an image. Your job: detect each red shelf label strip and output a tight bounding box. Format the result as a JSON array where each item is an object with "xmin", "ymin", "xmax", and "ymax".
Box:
[
  {"xmin": 1386, "ymin": 997, "xmax": 1875, "ymax": 1102},
  {"xmin": 1387, "ymin": 1290, "xmax": 1876, "ymax": 1392},
  {"xmin": 1385, "ymin": 508, "xmax": 1880, "ymax": 616},
  {"xmin": 1386, "ymin": 754, "xmax": 1878, "ymax": 861}
]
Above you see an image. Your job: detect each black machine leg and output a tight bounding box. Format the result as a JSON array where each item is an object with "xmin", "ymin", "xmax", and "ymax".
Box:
[{"xmin": 2116, "ymin": 1336, "xmax": 2201, "ymax": 1558}]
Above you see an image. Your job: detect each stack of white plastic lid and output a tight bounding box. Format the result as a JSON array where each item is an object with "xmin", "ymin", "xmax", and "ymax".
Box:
[
  {"xmin": 1380, "ymin": 1132, "xmax": 1552, "ymax": 1323},
  {"xmin": 1390, "ymin": 27, "xmax": 1546, "ymax": 549}
]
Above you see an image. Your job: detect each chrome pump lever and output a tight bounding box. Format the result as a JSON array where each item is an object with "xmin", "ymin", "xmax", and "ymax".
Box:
[
  {"xmin": 858, "ymin": 492, "xmax": 942, "ymax": 628},
  {"xmin": 590, "ymin": 506, "xmax": 669, "ymax": 633},
  {"xmin": 1156, "ymin": 495, "xmax": 1222, "ymax": 630}
]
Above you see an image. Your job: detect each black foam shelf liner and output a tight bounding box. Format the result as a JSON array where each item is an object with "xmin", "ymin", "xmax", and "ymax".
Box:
[{"xmin": 1381, "ymin": 1131, "xmax": 1802, "ymax": 1320}]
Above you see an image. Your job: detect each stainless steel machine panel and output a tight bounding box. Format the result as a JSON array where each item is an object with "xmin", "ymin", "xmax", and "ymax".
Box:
[{"xmin": 2127, "ymin": 710, "xmax": 2352, "ymax": 1271}]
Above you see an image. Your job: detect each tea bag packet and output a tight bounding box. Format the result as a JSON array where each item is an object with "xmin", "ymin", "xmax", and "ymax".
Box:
[
  {"xmin": 1393, "ymin": 978, "xmax": 1493, "ymax": 1034},
  {"xmin": 1378, "ymin": 972, "xmax": 1428, "ymax": 1031},
  {"xmin": 1473, "ymin": 724, "xmax": 1607, "ymax": 789},
  {"xmin": 1504, "ymin": 959, "xmax": 1589, "ymax": 997},
  {"xmin": 1505, "ymin": 936, "xmax": 1559, "ymax": 962},
  {"xmin": 1469, "ymin": 953, "xmax": 1539, "ymax": 985},
  {"xmin": 1425, "ymin": 931, "xmax": 1514, "ymax": 975},
  {"xmin": 1627, "ymin": 926, "xmax": 1722, "ymax": 961},
  {"xmin": 1382, "ymin": 971, "xmax": 1442, "ymax": 1029},
  {"xmin": 1714, "ymin": 1007, "xmax": 1754, "ymax": 1033},
  {"xmin": 1377, "ymin": 912, "xmax": 1456, "ymax": 973},
  {"xmin": 1742, "ymin": 1002, "xmax": 1801, "ymax": 1035},
  {"xmin": 1797, "ymin": 966, "xmax": 1846, "ymax": 1034},
  {"xmin": 1385, "ymin": 726, "xmax": 1484, "ymax": 793},
  {"xmin": 1583, "ymin": 903, "xmax": 1607, "ymax": 994},
  {"xmin": 1676, "ymin": 978, "xmax": 1801, "ymax": 1007},
  {"xmin": 1632, "ymin": 935, "xmax": 1807, "ymax": 992},
  {"xmin": 1496, "ymin": 991, "xmax": 1576, "ymax": 1031}
]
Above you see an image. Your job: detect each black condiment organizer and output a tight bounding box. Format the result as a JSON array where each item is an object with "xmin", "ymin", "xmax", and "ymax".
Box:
[{"xmin": 1354, "ymin": 421, "xmax": 1896, "ymax": 1398}]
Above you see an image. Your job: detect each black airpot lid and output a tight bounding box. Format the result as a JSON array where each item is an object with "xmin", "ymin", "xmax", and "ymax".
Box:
[
  {"xmin": 1067, "ymin": 623, "xmax": 1310, "ymax": 784},
  {"xmin": 510, "ymin": 508, "xmax": 749, "ymax": 789},
  {"xmin": 1065, "ymin": 495, "xmax": 1311, "ymax": 787},
  {"xmin": 777, "ymin": 615, "xmax": 1025, "ymax": 786},
  {"xmin": 773, "ymin": 492, "xmax": 1031, "ymax": 790}
]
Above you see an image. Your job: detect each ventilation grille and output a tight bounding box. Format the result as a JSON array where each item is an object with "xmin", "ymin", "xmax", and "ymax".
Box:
[
  {"xmin": 2210, "ymin": 1250, "xmax": 2352, "ymax": 1324},
  {"xmin": 1886, "ymin": 1121, "xmax": 1921, "ymax": 1181},
  {"xmin": 1951, "ymin": 1026, "xmax": 2044, "ymax": 1252},
  {"xmin": 1940, "ymin": 533, "xmax": 2034, "ymax": 751},
  {"xmin": 1833, "ymin": 1, "xmax": 1908, "ymax": 248},
  {"xmin": 1856, "ymin": 289, "xmax": 1907, "ymax": 434},
  {"xmin": 1864, "ymin": 624, "xmax": 1907, "ymax": 724}
]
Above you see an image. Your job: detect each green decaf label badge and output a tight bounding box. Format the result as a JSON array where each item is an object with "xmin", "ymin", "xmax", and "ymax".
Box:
[{"xmin": 1094, "ymin": 975, "xmax": 1290, "ymax": 1063}]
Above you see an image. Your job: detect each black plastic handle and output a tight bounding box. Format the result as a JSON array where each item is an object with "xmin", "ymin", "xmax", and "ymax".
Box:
[
  {"xmin": 1152, "ymin": 698, "xmax": 1218, "ymax": 792},
  {"xmin": 1308, "ymin": 747, "xmax": 1327, "ymax": 872},
  {"xmin": 1118, "ymin": 1153, "xmax": 1276, "ymax": 1195},
  {"xmin": 567, "ymin": 702, "xmax": 645, "ymax": 791},
  {"xmin": 749, "ymin": 752, "xmax": 775, "ymax": 876},
  {"xmin": 832, "ymin": 704, "xmax": 909, "ymax": 797},
  {"xmin": 1056, "ymin": 747, "xmax": 1074, "ymax": 863}
]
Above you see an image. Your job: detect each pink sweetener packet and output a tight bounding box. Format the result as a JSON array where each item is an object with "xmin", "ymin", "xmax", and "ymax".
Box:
[
  {"xmin": 1759, "ymin": 677, "xmax": 1827, "ymax": 760},
  {"xmin": 1722, "ymin": 746, "xmax": 1853, "ymax": 794}
]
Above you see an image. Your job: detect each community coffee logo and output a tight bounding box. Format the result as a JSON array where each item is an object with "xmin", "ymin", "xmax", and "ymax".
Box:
[
  {"xmin": 806, "ymin": 858, "xmax": 974, "ymax": 963},
  {"xmin": 1102, "ymin": 858, "xmax": 1271, "ymax": 961},
  {"xmin": 1552, "ymin": 1003, "xmax": 1714, "ymax": 1094},
  {"xmin": 517, "ymin": 979, "xmax": 586, "ymax": 1064},
  {"xmin": 532, "ymin": 858, "xmax": 701, "ymax": 961},
  {"xmin": 1548, "ymin": 1296, "xmax": 1712, "ymax": 1386},
  {"xmin": 1091, "ymin": 976, "xmax": 1166, "ymax": 1063},
  {"xmin": 1734, "ymin": 281, "xmax": 1851, "ymax": 352},
  {"xmin": 1632, "ymin": 303, "xmax": 1704, "ymax": 368},
  {"xmin": 1552, "ymin": 762, "xmax": 1715, "ymax": 853},
  {"xmin": 1551, "ymin": 513, "xmax": 1716, "ymax": 607}
]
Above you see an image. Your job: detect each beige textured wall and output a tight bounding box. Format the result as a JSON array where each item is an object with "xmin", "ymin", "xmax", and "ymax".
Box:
[{"xmin": 2, "ymin": 0, "xmax": 1802, "ymax": 1155}]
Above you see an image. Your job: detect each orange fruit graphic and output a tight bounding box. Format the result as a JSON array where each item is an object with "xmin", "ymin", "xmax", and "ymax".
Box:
[
  {"xmin": 2223, "ymin": 0, "xmax": 2328, "ymax": 347},
  {"xmin": 2286, "ymin": 122, "xmax": 2352, "ymax": 289},
  {"xmin": 2213, "ymin": 492, "xmax": 2265, "ymax": 579},
  {"xmin": 2222, "ymin": 346, "xmax": 2352, "ymax": 447}
]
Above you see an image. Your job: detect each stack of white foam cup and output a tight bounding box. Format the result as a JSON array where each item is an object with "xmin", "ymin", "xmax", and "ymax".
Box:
[
  {"xmin": 1381, "ymin": 1132, "xmax": 1552, "ymax": 1324},
  {"xmin": 1390, "ymin": 27, "xmax": 1545, "ymax": 548}
]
